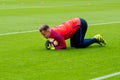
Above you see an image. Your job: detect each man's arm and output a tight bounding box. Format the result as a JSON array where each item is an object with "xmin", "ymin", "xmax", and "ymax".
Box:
[
  {"xmin": 50, "ymin": 30, "xmax": 67, "ymax": 50},
  {"xmin": 54, "ymin": 34, "xmax": 67, "ymax": 50}
]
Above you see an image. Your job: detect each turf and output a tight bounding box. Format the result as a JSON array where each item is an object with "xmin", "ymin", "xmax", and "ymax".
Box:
[{"xmin": 0, "ymin": 0, "xmax": 120, "ymax": 80}]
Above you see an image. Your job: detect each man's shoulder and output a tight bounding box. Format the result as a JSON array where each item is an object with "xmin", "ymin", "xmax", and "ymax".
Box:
[{"xmin": 50, "ymin": 29, "xmax": 61, "ymax": 38}]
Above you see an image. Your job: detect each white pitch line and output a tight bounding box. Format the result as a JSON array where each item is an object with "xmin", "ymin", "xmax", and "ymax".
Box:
[
  {"xmin": 89, "ymin": 21, "xmax": 120, "ymax": 26},
  {"xmin": 91, "ymin": 72, "xmax": 120, "ymax": 80},
  {"xmin": 0, "ymin": 21, "xmax": 120, "ymax": 36},
  {"xmin": 0, "ymin": 30, "xmax": 38, "ymax": 36}
]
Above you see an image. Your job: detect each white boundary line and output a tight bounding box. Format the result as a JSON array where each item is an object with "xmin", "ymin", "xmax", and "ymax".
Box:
[
  {"xmin": 0, "ymin": 30, "xmax": 38, "ymax": 36},
  {"xmin": 89, "ymin": 21, "xmax": 120, "ymax": 26},
  {"xmin": 0, "ymin": 21, "xmax": 120, "ymax": 36},
  {"xmin": 91, "ymin": 72, "xmax": 120, "ymax": 80}
]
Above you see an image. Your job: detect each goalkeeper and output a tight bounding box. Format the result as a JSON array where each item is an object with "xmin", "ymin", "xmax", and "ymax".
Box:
[{"xmin": 39, "ymin": 18, "xmax": 106, "ymax": 50}]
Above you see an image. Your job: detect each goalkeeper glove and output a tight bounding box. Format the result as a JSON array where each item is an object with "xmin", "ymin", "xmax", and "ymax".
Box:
[{"xmin": 45, "ymin": 40, "xmax": 55, "ymax": 50}]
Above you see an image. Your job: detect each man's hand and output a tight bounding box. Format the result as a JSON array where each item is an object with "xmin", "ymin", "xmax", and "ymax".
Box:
[{"xmin": 45, "ymin": 40, "xmax": 55, "ymax": 50}]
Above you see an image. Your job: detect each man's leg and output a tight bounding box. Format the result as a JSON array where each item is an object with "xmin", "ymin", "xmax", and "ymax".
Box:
[
  {"xmin": 70, "ymin": 29, "xmax": 80, "ymax": 47},
  {"xmin": 70, "ymin": 18, "xmax": 87, "ymax": 48},
  {"xmin": 71, "ymin": 18, "xmax": 99, "ymax": 48}
]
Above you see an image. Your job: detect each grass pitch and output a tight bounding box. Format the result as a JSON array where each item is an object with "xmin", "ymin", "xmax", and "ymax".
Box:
[{"xmin": 0, "ymin": 0, "xmax": 120, "ymax": 80}]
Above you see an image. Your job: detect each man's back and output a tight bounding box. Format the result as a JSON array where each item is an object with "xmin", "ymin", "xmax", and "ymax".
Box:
[{"xmin": 52, "ymin": 18, "xmax": 81, "ymax": 39}]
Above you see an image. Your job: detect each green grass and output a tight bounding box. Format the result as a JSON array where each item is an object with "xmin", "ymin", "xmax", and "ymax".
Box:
[{"xmin": 0, "ymin": 0, "xmax": 120, "ymax": 80}]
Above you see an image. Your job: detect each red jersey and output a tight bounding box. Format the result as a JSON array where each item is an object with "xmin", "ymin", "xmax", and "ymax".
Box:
[
  {"xmin": 52, "ymin": 18, "xmax": 81, "ymax": 39},
  {"xmin": 49, "ymin": 18, "xmax": 82, "ymax": 50}
]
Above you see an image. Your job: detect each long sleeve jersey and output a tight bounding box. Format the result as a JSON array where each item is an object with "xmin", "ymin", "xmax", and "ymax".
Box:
[{"xmin": 49, "ymin": 18, "xmax": 81, "ymax": 50}]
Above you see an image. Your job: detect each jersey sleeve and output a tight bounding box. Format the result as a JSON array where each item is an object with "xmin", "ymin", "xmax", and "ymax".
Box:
[
  {"xmin": 54, "ymin": 34, "xmax": 67, "ymax": 50},
  {"xmin": 50, "ymin": 30, "xmax": 67, "ymax": 50}
]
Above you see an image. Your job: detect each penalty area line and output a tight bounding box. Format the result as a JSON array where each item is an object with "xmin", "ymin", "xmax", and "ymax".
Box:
[
  {"xmin": 0, "ymin": 21, "xmax": 120, "ymax": 36},
  {"xmin": 91, "ymin": 72, "xmax": 120, "ymax": 80}
]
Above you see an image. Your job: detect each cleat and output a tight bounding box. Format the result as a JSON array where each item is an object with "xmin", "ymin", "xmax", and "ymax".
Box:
[{"xmin": 94, "ymin": 34, "xmax": 106, "ymax": 45}]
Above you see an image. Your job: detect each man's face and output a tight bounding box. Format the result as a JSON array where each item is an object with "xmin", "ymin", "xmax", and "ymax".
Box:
[{"xmin": 40, "ymin": 30, "xmax": 51, "ymax": 39}]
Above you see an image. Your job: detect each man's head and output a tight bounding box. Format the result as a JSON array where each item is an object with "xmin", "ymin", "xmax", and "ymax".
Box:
[{"xmin": 39, "ymin": 24, "xmax": 51, "ymax": 39}]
